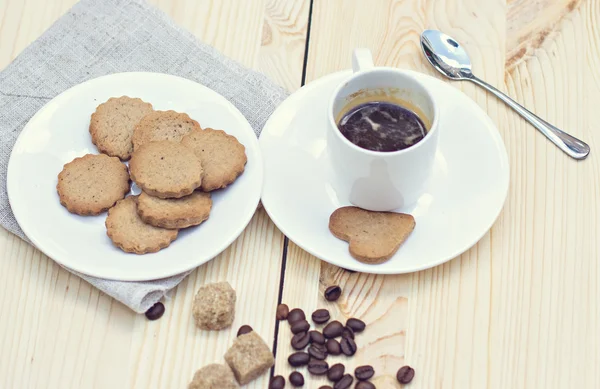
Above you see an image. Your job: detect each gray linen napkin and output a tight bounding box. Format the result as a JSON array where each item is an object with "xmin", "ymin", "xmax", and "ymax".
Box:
[{"xmin": 0, "ymin": 0, "xmax": 288, "ymax": 313}]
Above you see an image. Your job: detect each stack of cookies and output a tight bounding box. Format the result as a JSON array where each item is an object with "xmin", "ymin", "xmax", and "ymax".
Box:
[{"xmin": 56, "ymin": 96, "xmax": 247, "ymax": 254}]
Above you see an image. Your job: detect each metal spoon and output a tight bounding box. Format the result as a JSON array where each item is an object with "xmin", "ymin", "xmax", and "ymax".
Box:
[{"xmin": 420, "ymin": 29, "xmax": 590, "ymax": 160}]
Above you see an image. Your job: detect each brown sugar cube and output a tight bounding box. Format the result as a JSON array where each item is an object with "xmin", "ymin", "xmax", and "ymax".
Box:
[
  {"xmin": 192, "ymin": 282, "xmax": 236, "ymax": 330},
  {"xmin": 224, "ymin": 331, "xmax": 275, "ymax": 385},
  {"xmin": 188, "ymin": 363, "xmax": 238, "ymax": 389}
]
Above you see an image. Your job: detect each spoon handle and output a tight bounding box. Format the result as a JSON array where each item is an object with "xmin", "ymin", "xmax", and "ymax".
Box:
[{"xmin": 468, "ymin": 75, "xmax": 590, "ymax": 160}]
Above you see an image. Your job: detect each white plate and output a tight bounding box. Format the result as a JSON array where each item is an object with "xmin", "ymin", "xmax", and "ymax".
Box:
[
  {"xmin": 7, "ymin": 72, "xmax": 262, "ymax": 281},
  {"xmin": 259, "ymin": 70, "xmax": 509, "ymax": 274}
]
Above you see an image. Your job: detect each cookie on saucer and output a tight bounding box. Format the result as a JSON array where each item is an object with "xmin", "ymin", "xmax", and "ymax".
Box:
[
  {"xmin": 132, "ymin": 110, "xmax": 201, "ymax": 151},
  {"xmin": 57, "ymin": 154, "xmax": 130, "ymax": 216},
  {"xmin": 137, "ymin": 191, "xmax": 212, "ymax": 229},
  {"xmin": 105, "ymin": 196, "xmax": 178, "ymax": 254},
  {"xmin": 181, "ymin": 128, "xmax": 247, "ymax": 191},
  {"xmin": 129, "ymin": 140, "xmax": 203, "ymax": 199},
  {"xmin": 329, "ymin": 206, "xmax": 415, "ymax": 264},
  {"xmin": 89, "ymin": 96, "xmax": 154, "ymax": 160}
]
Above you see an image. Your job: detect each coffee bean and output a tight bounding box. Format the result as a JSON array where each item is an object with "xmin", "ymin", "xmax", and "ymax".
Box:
[
  {"xmin": 323, "ymin": 320, "xmax": 344, "ymax": 338},
  {"xmin": 320, "ymin": 386, "xmax": 333, "ymax": 389},
  {"xmin": 354, "ymin": 365, "xmax": 375, "ymax": 381},
  {"xmin": 145, "ymin": 302, "xmax": 165, "ymax": 320},
  {"xmin": 291, "ymin": 331, "xmax": 310, "ymax": 350},
  {"xmin": 291, "ymin": 319, "xmax": 310, "ymax": 334},
  {"xmin": 396, "ymin": 365, "xmax": 415, "ymax": 384},
  {"xmin": 288, "ymin": 308, "xmax": 306, "ymax": 325},
  {"xmin": 333, "ymin": 374, "xmax": 354, "ymax": 389},
  {"xmin": 276, "ymin": 304, "xmax": 290, "ymax": 320},
  {"xmin": 289, "ymin": 371, "xmax": 305, "ymax": 387},
  {"xmin": 346, "ymin": 318, "xmax": 366, "ymax": 333},
  {"xmin": 269, "ymin": 375, "xmax": 285, "ymax": 389},
  {"xmin": 342, "ymin": 326, "xmax": 355, "ymax": 340},
  {"xmin": 308, "ymin": 343, "xmax": 328, "ymax": 360},
  {"xmin": 355, "ymin": 381, "xmax": 376, "ymax": 389},
  {"xmin": 324, "ymin": 285, "xmax": 342, "ymax": 301},
  {"xmin": 327, "ymin": 363, "xmax": 345, "ymax": 382},
  {"xmin": 312, "ymin": 308, "xmax": 330, "ymax": 324},
  {"xmin": 340, "ymin": 337, "xmax": 357, "ymax": 356},
  {"xmin": 236, "ymin": 325, "xmax": 253, "ymax": 337},
  {"xmin": 309, "ymin": 330, "xmax": 325, "ymax": 345},
  {"xmin": 308, "ymin": 358, "xmax": 329, "ymax": 375},
  {"xmin": 288, "ymin": 351, "xmax": 310, "ymax": 367},
  {"xmin": 326, "ymin": 338, "xmax": 342, "ymax": 355}
]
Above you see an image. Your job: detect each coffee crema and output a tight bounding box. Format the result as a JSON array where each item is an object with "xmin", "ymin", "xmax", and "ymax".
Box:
[{"xmin": 337, "ymin": 101, "xmax": 427, "ymax": 152}]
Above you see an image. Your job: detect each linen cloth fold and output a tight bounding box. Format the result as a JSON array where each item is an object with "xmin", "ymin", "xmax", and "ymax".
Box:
[{"xmin": 0, "ymin": 0, "xmax": 288, "ymax": 313}]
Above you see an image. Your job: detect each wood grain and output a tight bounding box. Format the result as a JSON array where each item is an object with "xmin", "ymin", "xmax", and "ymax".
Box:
[
  {"xmin": 0, "ymin": 0, "xmax": 308, "ymax": 388},
  {"xmin": 276, "ymin": 0, "xmax": 598, "ymax": 388}
]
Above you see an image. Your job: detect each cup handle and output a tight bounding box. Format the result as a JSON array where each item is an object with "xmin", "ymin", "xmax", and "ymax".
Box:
[{"xmin": 352, "ymin": 48, "xmax": 374, "ymax": 72}]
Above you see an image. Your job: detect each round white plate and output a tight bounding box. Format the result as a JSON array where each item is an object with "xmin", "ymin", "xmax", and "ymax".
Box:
[
  {"xmin": 260, "ymin": 70, "xmax": 509, "ymax": 274},
  {"xmin": 7, "ymin": 72, "xmax": 262, "ymax": 281}
]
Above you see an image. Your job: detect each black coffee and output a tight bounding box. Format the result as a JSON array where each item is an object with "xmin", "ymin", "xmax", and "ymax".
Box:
[{"xmin": 337, "ymin": 101, "xmax": 427, "ymax": 152}]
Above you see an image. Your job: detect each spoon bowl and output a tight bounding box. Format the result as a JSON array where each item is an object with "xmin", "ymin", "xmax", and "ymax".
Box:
[
  {"xmin": 421, "ymin": 30, "xmax": 472, "ymax": 80},
  {"xmin": 420, "ymin": 29, "xmax": 590, "ymax": 160}
]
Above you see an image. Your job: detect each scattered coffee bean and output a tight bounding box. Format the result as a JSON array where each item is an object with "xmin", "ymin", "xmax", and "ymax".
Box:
[
  {"xmin": 327, "ymin": 363, "xmax": 345, "ymax": 382},
  {"xmin": 288, "ymin": 308, "xmax": 306, "ymax": 324},
  {"xmin": 291, "ymin": 319, "xmax": 310, "ymax": 334},
  {"xmin": 236, "ymin": 324, "xmax": 253, "ymax": 337},
  {"xmin": 346, "ymin": 318, "xmax": 366, "ymax": 333},
  {"xmin": 291, "ymin": 331, "xmax": 311, "ymax": 350},
  {"xmin": 340, "ymin": 337, "xmax": 357, "ymax": 356},
  {"xmin": 324, "ymin": 285, "xmax": 342, "ymax": 301},
  {"xmin": 289, "ymin": 371, "xmax": 305, "ymax": 387},
  {"xmin": 320, "ymin": 386, "xmax": 334, "ymax": 389},
  {"xmin": 326, "ymin": 338, "xmax": 342, "ymax": 355},
  {"xmin": 308, "ymin": 343, "xmax": 328, "ymax": 360},
  {"xmin": 342, "ymin": 326, "xmax": 355, "ymax": 339},
  {"xmin": 355, "ymin": 381, "xmax": 376, "ymax": 389},
  {"xmin": 354, "ymin": 365, "xmax": 375, "ymax": 381},
  {"xmin": 145, "ymin": 302, "xmax": 165, "ymax": 320},
  {"xmin": 312, "ymin": 308, "xmax": 331, "ymax": 324},
  {"xmin": 309, "ymin": 330, "xmax": 326, "ymax": 345},
  {"xmin": 269, "ymin": 375, "xmax": 285, "ymax": 389},
  {"xmin": 396, "ymin": 365, "xmax": 415, "ymax": 384},
  {"xmin": 308, "ymin": 358, "xmax": 329, "ymax": 375},
  {"xmin": 334, "ymin": 374, "xmax": 354, "ymax": 389},
  {"xmin": 276, "ymin": 304, "xmax": 290, "ymax": 320},
  {"xmin": 323, "ymin": 320, "xmax": 344, "ymax": 338},
  {"xmin": 288, "ymin": 351, "xmax": 310, "ymax": 367}
]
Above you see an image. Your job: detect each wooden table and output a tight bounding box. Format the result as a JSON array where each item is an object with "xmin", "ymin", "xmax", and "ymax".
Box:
[{"xmin": 1, "ymin": 0, "xmax": 598, "ymax": 388}]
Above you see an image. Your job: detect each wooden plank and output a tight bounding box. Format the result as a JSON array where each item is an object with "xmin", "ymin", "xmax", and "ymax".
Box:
[
  {"xmin": 0, "ymin": 0, "xmax": 309, "ymax": 388},
  {"xmin": 276, "ymin": 0, "xmax": 596, "ymax": 388},
  {"xmin": 500, "ymin": 0, "xmax": 599, "ymax": 387},
  {"xmin": 275, "ymin": 1, "xmax": 509, "ymax": 387}
]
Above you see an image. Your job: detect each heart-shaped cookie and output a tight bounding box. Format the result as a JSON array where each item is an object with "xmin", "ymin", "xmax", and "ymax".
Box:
[{"xmin": 329, "ymin": 206, "xmax": 415, "ymax": 264}]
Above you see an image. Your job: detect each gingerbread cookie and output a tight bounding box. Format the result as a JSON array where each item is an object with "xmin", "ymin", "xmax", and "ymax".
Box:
[
  {"xmin": 89, "ymin": 96, "xmax": 154, "ymax": 160},
  {"xmin": 329, "ymin": 206, "xmax": 415, "ymax": 264},
  {"xmin": 129, "ymin": 141, "xmax": 203, "ymax": 199},
  {"xmin": 181, "ymin": 128, "xmax": 247, "ymax": 192},
  {"xmin": 105, "ymin": 196, "xmax": 178, "ymax": 254},
  {"xmin": 132, "ymin": 110, "xmax": 201, "ymax": 151},
  {"xmin": 137, "ymin": 191, "xmax": 212, "ymax": 229},
  {"xmin": 57, "ymin": 154, "xmax": 130, "ymax": 216}
]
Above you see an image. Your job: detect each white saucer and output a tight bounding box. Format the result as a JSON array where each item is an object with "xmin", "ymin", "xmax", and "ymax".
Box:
[
  {"xmin": 7, "ymin": 72, "xmax": 262, "ymax": 281},
  {"xmin": 259, "ymin": 70, "xmax": 509, "ymax": 274}
]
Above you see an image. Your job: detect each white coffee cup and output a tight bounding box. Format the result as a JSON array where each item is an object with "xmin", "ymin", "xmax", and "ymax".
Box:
[{"xmin": 327, "ymin": 48, "xmax": 440, "ymax": 211}]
